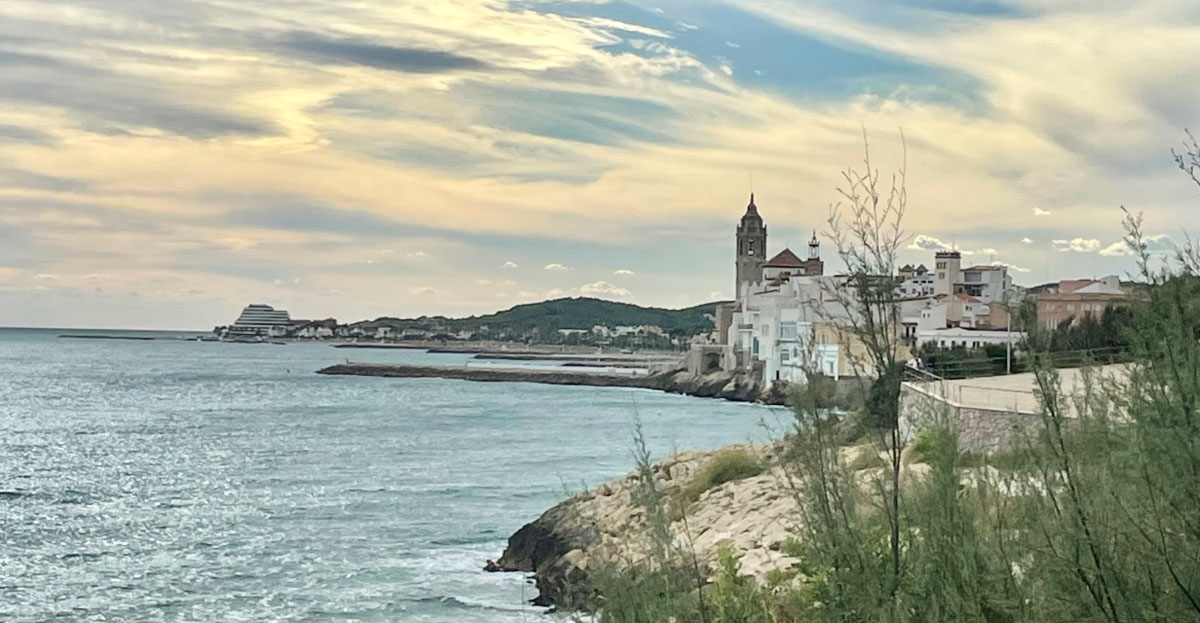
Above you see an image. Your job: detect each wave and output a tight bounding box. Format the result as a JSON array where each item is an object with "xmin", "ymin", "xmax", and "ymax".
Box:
[{"xmin": 405, "ymin": 594, "xmax": 541, "ymax": 614}]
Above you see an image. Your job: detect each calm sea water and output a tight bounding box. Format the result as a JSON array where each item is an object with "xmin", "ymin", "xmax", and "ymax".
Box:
[{"xmin": 0, "ymin": 329, "xmax": 785, "ymax": 622}]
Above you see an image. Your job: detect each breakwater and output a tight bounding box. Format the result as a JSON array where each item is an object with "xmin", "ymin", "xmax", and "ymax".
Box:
[{"xmin": 315, "ymin": 363, "xmax": 783, "ymax": 405}]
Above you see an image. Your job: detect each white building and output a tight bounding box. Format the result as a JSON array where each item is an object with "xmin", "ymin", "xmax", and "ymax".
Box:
[
  {"xmin": 898, "ymin": 264, "xmax": 934, "ymax": 297},
  {"xmin": 729, "ymin": 272, "xmax": 853, "ymax": 384},
  {"xmin": 916, "ymin": 326, "xmax": 1025, "ymax": 349},
  {"xmin": 224, "ymin": 304, "xmax": 292, "ymax": 338}
]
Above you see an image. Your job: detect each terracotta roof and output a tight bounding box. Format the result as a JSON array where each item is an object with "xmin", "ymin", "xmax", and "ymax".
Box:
[
  {"xmin": 955, "ymin": 293, "xmax": 981, "ymax": 303},
  {"xmin": 965, "ymin": 265, "xmax": 1004, "ymax": 271},
  {"xmin": 763, "ymin": 248, "xmax": 805, "ymax": 268}
]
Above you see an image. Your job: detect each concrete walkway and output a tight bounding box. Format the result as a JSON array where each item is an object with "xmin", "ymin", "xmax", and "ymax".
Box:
[{"xmin": 911, "ymin": 364, "xmax": 1128, "ymax": 416}]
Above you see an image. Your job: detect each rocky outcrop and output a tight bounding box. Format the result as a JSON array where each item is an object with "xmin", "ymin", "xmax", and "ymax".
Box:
[
  {"xmin": 316, "ymin": 363, "xmax": 788, "ymax": 405},
  {"xmin": 497, "ymin": 444, "xmax": 804, "ymax": 609},
  {"xmin": 496, "ymin": 440, "xmax": 939, "ymax": 610}
]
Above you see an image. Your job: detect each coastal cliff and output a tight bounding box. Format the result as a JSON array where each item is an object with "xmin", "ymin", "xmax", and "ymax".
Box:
[
  {"xmin": 496, "ymin": 444, "xmax": 804, "ymax": 608},
  {"xmin": 317, "ymin": 363, "xmax": 788, "ymax": 405},
  {"xmin": 497, "ymin": 441, "xmax": 935, "ymax": 609}
]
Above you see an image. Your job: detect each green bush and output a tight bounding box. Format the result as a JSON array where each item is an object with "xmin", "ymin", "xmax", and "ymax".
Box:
[{"xmin": 680, "ymin": 449, "xmax": 766, "ymax": 505}]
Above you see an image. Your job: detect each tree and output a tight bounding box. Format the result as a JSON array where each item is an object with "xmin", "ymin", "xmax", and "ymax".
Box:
[{"xmin": 820, "ymin": 128, "xmax": 910, "ymax": 601}]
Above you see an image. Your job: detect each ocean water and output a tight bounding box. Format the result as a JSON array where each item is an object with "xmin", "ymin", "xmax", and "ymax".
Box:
[{"xmin": 0, "ymin": 329, "xmax": 787, "ymax": 622}]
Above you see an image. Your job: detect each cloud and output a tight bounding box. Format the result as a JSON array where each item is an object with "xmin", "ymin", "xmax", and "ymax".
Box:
[
  {"xmin": 224, "ymin": 201, "xmax": 408, "ymax": 236},
  {"xmin": 1021, "ymin": 237, "xmax": 1034, "ymax": 245},
  {"xmin": 979, "ymin": 248, "xmax": 998, "ymax": 256},
  {"xmin": 0, "ymin": 51, "xmax": 275, "ymax": 139},
  {"xmin": 1098, "ymin": 241, "xmax": 1131, "ymax": 257},
  {"xmin": 1052, "ymin": 238, "xmax": 1102, "ymax": 253},
  {"xmin": 908, "ymin": 234, "xmax": 954, "ymax": 251},
  {"xmin": 580, "ymin": 281, "xmax": 631, "ymax": 297},
  {"xmin": 0, "ymin": 124, "xmax": 53, "ymax": 145},
  {"xmin": 908, "ymin": 235, "xmax": 977, "ymax": 255},
  {"xmin": 1032, "ymin": 207, "xmax": 1052, "ymax": 217},
  {"xmin": 476, "ymin": 279, "xmax": 516, "ymax": 286},
  {"xmin": 544, "ymin": 263, "xmax": 569, "ymax": 271},
  {"xmin": 406, "ymin": 251, "xmax": 429, "ymax": 258},
  {"xmin": 990, "ymin": 261, "xmax": 1030, "ymax": 273},
  {"xmin": 614, "ymin": 269, "xmax": 636, "ymax": 276},
  {"xmin": 1099, "ymin": 234, "xmax": 1172, "ymax": 256},
  {"xmin": 503, "ymin": 261, "xmax": 519, "ymax": 269},
  {"xmin": 271, "ymin": 32, "xmax": 491, "ymax": 74},
  {"xmin": 410, "ymin": 286, "xmax": 438, "ymax": 295},
  {"xmin": 545, "ymin": 288, "xmax": 565, "ymax": 298}
]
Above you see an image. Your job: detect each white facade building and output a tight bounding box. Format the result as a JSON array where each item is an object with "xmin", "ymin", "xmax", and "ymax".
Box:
[
  {"xmin": 225, "ymin": 304, "xmax": 292, "ymax": 337},
  {"xmin": 728, "ymin": 273, "xmax": 853, "ymax": 384},
  {"xmin": 916, "ymin": 327, "xmax": 1025, "ymax": 349}
]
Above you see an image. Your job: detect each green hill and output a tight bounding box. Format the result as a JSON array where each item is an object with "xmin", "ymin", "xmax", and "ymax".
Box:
[
  {"xmin": 450, "ymin": 297, "xmax": 722, "ymax": 336},
  {"xmin": 370, "ymin": 297, "xmax": 725, "ymax": 339}
]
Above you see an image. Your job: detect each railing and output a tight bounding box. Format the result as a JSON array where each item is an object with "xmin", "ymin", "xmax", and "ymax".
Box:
[{"xmin": 902, "ymin": 362, "xmax": 1040, "ymax": 414}]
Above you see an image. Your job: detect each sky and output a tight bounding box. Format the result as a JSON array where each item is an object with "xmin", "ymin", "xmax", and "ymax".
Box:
[{"xmin": 0, "ymin": 0, "xmax": 1198, "ymax": 329}]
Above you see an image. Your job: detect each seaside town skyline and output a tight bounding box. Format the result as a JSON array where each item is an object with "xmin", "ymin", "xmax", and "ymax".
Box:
[{"xmin": 1, "ymin": 1, "xmax": 1198, "ymax": 329}]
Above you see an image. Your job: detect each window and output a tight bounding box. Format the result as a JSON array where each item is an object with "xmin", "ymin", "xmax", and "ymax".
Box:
[
  {"xmin": 781, "ymin": 350, "xmax": 790, "ymax": 362},
  {"xmin": 752, "ymin": 337, "xmax": 759, "ymax": 356},
  {"xmin": 1067, "ymin": 304, "xmax": 1075, "ymax": 311},
  {"xmin": 780, "ymin": 322, "xmax": 797, "ymax": 340}
]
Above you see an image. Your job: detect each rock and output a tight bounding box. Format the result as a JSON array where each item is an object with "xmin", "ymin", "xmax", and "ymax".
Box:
[{"xmin": 497, "ymin": 443, "xmax": 803, "ymax": 609}]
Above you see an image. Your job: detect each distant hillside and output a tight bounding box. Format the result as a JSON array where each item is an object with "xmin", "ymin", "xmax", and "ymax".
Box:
[
  {"xmin": 451, "ymin": 297, "xmax": 723, "ymax": 335},
  {"xmin": 372, "ymin": 297, "xmax": 725, "ymax": 337}
]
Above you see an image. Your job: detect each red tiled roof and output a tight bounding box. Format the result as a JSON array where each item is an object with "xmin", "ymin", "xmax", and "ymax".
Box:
[
  {"xmin": 955, "ymin": 293, "xmax": 981, "ymax": 303},
  {"xmin": 763, "ymin": 248, "xmax": 805, "ymax": 268}
]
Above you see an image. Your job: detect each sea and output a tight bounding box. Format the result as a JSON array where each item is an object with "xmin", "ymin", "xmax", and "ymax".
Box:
[{"xmin": 0, "ymin": 328, "xmax": 788, "ymax": 622}]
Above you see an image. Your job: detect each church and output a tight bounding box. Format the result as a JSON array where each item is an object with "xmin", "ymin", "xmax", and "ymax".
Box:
[
  {"xmin": 734, "ymin": 193, "xmax": 824, "ymax": 303},
  {"xmin": 699, "ymin": 194, "xmax": 844, "ymax": 385}
]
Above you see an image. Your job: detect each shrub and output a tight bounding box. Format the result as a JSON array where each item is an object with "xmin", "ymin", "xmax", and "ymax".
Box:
[{"xmin": 679, "ymin": 448, "xmax": 766, "ymax": 505}]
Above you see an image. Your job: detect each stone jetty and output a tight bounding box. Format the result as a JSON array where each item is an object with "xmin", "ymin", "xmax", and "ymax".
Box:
[{"xmin": 315, "ymin": 363, "xmax": 785, "ymax": 405}]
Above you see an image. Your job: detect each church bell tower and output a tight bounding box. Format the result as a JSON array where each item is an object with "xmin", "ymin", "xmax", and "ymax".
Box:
[{"xmin": 735, "ymin": 193, "xmax": 767, "ymax": 301}]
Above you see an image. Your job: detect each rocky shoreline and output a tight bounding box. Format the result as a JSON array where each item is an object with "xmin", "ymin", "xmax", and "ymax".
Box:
[
  {"xmin": 316, "ymin": 363, "xmax": 789, "ymax": 405},
  {"xmin": 495, "ymin": 444, "xmax": 803, "ymax": 608},
  {"xmin": 495, "ymin": 440, "xmax": 934, "ymax": 610}
]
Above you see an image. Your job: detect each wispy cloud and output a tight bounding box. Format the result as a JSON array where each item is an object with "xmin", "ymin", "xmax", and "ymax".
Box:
[
  {"xmin": 580, "ymin": 281, "xmax": 631, "ymax": 297},
  {"xmin": 1099, "ymin": 234, "xmax": 1172, "ymax": 256},
  {"xmin": 1053, "ymin": 238, "xmax": 1102, "ymax": 253},
  {"xmin": 908, "ymin": 234, "xmax": 955, "ymax": 252},
  {"xmin": 544, "ymin": 263, "xmax": 569, "ymax": 271},
  {"xmin": 614, "ymin": 269, "xmax": 636, "ymax": 276},
  {"xmin": 991, "ymin": 261, "xmax": 1030, "ymax": 273},
  {"xmin": 0, "ymin": 0, "xmax": 1196, "ymax": 327}
]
